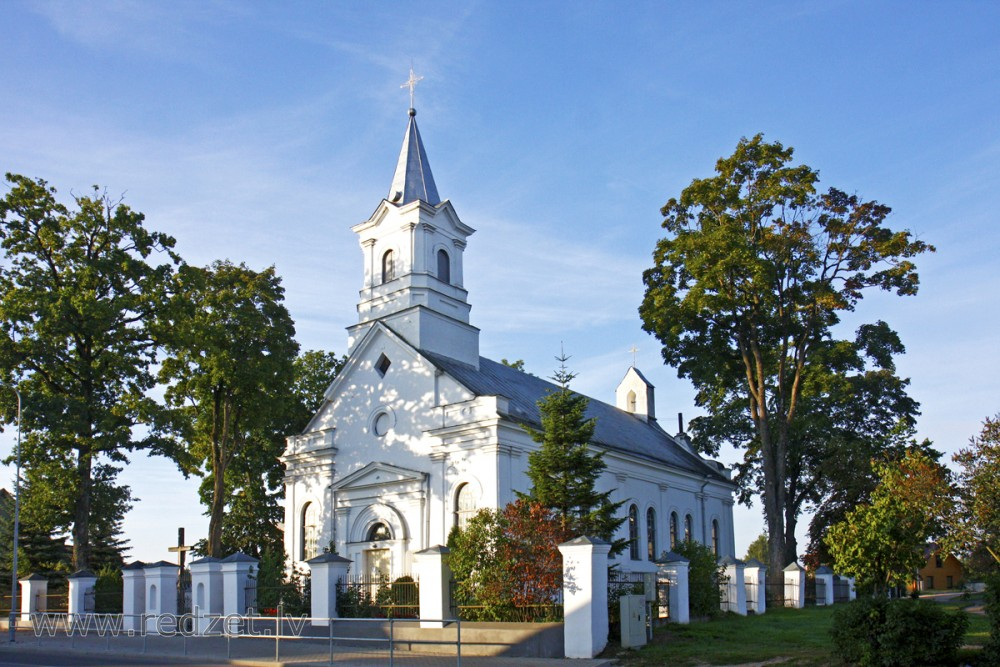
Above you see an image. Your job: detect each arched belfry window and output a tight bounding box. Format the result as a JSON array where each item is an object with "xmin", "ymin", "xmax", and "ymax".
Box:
[
  {"xmin": 454, "ymin": 483, "xmax": 476, "ymax": 530},
  {"xmin": 437, "ymin": 249, "xmax": 451, "ymax": 284},
  {"xmin": 628, "ymin": 504, "xmax": 639, "ymax": 560},
  {"xmin": 381, "ymin": 249, "xmax": 395, "ymax": 284},
  {"xmin": 646, "ymin": 508, "xmax": 657, "ymax": 560},
  {"xmin": 301, "ymin": 502, "xmax": 319, "ymax": 560},
  {"xmin": 627, "ymin": 390, "xmax": 637, "ymax": 413},
  {"xmin": 670, "ymin": 512, "xmax": 678, "ymax": 549}
]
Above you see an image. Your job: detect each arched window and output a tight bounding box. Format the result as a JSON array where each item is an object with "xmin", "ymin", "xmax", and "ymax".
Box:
[
  {"xmin": 381, "ymin": 249, "xmax": 395, "ymax": 283},
  {"xmin": 627, "ymin": 390, "xmax": 637, "ymax": 413},
  {"xmin": 437, "ymin": 249, "xmax": 451, "ymax": 284},
  {"xmin": 646, "ymin": 508, "xmax": 657, "ymax": 560},
  {"xmin": 670, "ymin": 512, "xmax": 678, "ymax": 549},
  {"xmin": 454, "ymin": 483, "xmax": 476, "ymax": 530},
  {"xmin": 628, "ymin": 504, "xmax": 639, "ymax": 560},
  {"xmin": 684, "ymin": 514, "xmax": 693, "ymax": 543},
  {"xmin": 301, "ymin": 502, "xmax": 319, "ymax": 560},
  {"xmin": 712, "ymin": 519, "xmax": 720, "ymax": 556},
  {"xmin": 367, "ymin": 522, "xmax": 392, "ymax": 542}
]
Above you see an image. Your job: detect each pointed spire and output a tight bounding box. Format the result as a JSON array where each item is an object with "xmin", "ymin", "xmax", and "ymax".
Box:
[{"xmin": 388, "ymin": 108, "xmax": 441, "ymax": 206}]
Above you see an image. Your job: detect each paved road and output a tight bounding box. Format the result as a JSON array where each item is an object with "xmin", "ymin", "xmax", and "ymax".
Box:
[{"xmin": 0, "ymin": 648, "xmax": 224, "ymax": 667}]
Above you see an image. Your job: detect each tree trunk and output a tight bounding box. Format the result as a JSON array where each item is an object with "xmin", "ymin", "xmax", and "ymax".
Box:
[
  {"xmin": 73, "ymin": 447, "xmax": 92, "ymax": 571},
  {"xmin": 208, "ymin": 451, "xmax": 227, "ymax": 558}
]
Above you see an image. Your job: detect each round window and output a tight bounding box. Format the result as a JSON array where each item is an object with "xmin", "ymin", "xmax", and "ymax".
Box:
[{"xmin": 373, "ymin": 412, "xmax": 390, "ymax": 436}]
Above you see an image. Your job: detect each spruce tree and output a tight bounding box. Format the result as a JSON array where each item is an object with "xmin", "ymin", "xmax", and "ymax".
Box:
[{"xmin": 525, "ymin": 354, "xmax": 626, "ymax": 555}]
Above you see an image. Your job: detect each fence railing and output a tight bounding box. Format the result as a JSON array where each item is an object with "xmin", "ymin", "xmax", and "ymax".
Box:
[
  {"xmin": 336, "ymin": 574, "xmax": 419, "ymax": 619},
  {"xmin": 449, "ymin": 578, "xmax": 563, "ymax": 622}
]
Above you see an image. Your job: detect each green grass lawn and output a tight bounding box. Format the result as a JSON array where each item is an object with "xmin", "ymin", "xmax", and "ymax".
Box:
[{"xmin": 607, "ymin": 596, "xmax": 990, "ymax": 667}]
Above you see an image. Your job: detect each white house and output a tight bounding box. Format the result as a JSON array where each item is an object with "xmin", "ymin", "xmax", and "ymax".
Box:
[{"xmin": 281, "ymin": 106, "xmax": 737, "ymax": 578}]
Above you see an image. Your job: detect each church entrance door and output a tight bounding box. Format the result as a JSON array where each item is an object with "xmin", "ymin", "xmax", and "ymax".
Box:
[{"xmin": 365, "ymin": 548, "xmax": 391, "ymax": 578}]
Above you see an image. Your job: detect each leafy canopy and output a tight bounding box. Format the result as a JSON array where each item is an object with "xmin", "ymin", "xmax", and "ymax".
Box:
[
  {"xmin": 947, "ymin": 414, "xmax": 1000, "ymax": 568},
  {"xmin": 825, "ymin": 448, "xmax": 953, "ymax": 594},
  {"xmin": 0, "ymin": 173, "xmax": 180, "ymax": 569},
  {"xmin": 639, "ymin": 135, "xmax": 933, "ymax": 578}
]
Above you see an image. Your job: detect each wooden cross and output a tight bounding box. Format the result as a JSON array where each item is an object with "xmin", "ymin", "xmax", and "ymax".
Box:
[
  {"xmin": 167, "ymin": 527, "xmax": 192, "ymax": 569},
  {"xmin": 401, "ymin": 66, "xmax": 424, "ymax": 109}
]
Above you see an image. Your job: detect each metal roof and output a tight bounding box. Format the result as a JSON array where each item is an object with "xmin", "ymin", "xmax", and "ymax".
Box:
[
  {"xmin": 424, "ymin": 353, "xmax": 730, "ymax": 483},
  {"xmin": 388, "ymin": 109, "xmax": 440, "ymax": 206}
]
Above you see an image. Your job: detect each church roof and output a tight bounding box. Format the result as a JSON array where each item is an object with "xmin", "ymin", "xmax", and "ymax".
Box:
[
  {"xmin": 388, "ymin": 109, "xmax": 440, "ymax": 206},
  {"xmin": 424, "ymin": 353, "xmax": 731, "ymax": 483}
]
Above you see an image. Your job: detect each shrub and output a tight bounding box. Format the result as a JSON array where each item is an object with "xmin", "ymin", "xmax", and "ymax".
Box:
[
  {"xmin": 983, "ymin": 574, "xmax": 1000, "ymax": 666},
  {"xmin": 831, "ymin": 596, "xmax": 968, "ymax": 666},
  {"xmin": 671, "ymin": 540, "xmax": 725, "ymax": 618}
]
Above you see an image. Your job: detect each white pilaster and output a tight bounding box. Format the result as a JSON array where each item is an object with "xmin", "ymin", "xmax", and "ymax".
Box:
[
  {"xmin": 743, "ymin": 559, "xmax": 767, "ymax": 614},
  {"xmin": 18, "ymin": 574, "xmax": 48, "ymax": 621},
  {"xmin": 814, "ymin": 566, "xmax": 835, "ymax": 606},
  {"xmin": 720, "ymin": 557, "xmax": 747, "ymax": 615},
  {"xmin": 221, "ymin": 552, "xmax": 258, "ymax": 617},
  {"xmin": 783, "ymin": 561, "xmax": 805, "ymax": 609},
  {"xmin": 67, "ymin": 570, "xmax": 97, "ymax": 617},
  {"xmin": 143, "ymin": 561, "xmax": 180, "ymax": 633},
  {"xmin": 121, "ymin": 561, "xmax": 146, "ymax": 631},
  {"xmin": 655, "ymin": 552, "xmax": 690, "ymax": 624}
]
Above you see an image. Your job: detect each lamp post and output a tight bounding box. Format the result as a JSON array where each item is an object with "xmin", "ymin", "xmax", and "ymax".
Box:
[{"xmin": 7, "ymin": 388, "xmax": 21, "ymax": 643}]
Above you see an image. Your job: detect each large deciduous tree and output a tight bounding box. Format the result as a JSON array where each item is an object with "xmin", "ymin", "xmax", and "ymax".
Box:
[
  {"xmin": 639, "ymin": 135, "xmax": 932, "ymax": 580},
  {"xmin": 523, "ymin": 355, "xmax": 625, "ymax": 555},
  {"xmin": 948, "ymin": 414, "xmax": 1000, "ymax": 569},
  {"xmin": 0, "ymin": 173, "xmax": 180, "ymax": 570},
  {"xmin": 161, "ymin": 261, "xmax": 299, "ymax": 558},
  {"xmin": 825, "ymin": 449, "xmax": 953, "ymax": 595}
]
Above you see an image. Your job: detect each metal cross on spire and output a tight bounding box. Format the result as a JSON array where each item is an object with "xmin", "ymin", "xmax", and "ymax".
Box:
[
  {"xmin": 401, "ymin": 66, "xmax": 424, "ymax": 110},
  {"xmin": 629, "ymin": 345, "xmax": 639, "ymax": 367}
]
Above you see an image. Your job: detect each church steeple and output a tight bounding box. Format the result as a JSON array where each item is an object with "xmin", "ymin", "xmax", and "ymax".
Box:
[
  {"xmin": 388, "ymin": 109, "xmax": 440, "ymax": 206},
  {"xmin": 347, "ymin": 89, "xmax": 479, "ymax": 368}
]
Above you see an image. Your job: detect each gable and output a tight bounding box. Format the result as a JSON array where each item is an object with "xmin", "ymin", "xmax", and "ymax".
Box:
[{"xmin": 331, "ymin": 461, "xmax": 427, "ymax": 492}]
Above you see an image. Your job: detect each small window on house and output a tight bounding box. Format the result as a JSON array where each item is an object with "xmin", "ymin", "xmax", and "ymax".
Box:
[
  {"xmin": 711, "ymin": 519, "xmax": 720, "ymax": 556},
  {"xmin": 684, "ymin": 514, "xmax": 693, "ymax": 542},
  {"xmin": 302, "ymin": 502, "xmax": 319, "ymax": 560},
  {"xmin": 376, "ymin": 353, "xmax": 391, "ymax": 377},
  {"xmin": 646, "ymin": 508, "xmax": 657, "ymax": 561},
  {"xmin": 670, "ymin": 512, "xmax": 678, "ymax": 549},
  {"xmin": 367, "ymin": 522, "xmax": 392, "ymax": 542},
  {"xmin": 454, "ymin": 483, "xmax": 476, "ymax": 530},
  {"xmin": 628, "ymin": 504, "xmax": 640, "ymax": 560},
  {"xmin": 381, "ymin": 249, "xmax": 395, "ymax": 283},
  {"xmin": 437, "ymin": 249, "xmax": 451, "ymax": 284},
  {"xmin": 935, "ymin": 554, "xmax": 943, "ymax": 568}
]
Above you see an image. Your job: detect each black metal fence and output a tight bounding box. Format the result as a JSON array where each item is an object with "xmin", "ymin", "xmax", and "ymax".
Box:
[
  {"xmin": 833, "ymin": 576, "xmax": 851, "ymax": 603},
  {"xmin": 608, "ymin": 571, "xmax": 669, "ymax": 637},
  {"xmin": 449, "ymin": 578, "xmax": 562, "ymax": 622},
  {"xmin": 337, "ymin": 574, "xmax": 419, "ymax": 619}
]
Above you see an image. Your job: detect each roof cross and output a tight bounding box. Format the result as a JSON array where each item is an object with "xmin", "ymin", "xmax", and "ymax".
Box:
[
  {"xmin": 401, "ymin": 66, "xmax": 424, "ymax": 110},
  {"xmin": 629, "ymin": 345, "xmax": 639, "ymax": 367}
]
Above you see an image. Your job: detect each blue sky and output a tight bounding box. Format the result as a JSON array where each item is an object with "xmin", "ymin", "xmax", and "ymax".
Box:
[{"xmin": 1, "ymin": 1, "xmax": 998, "ymax": 563}]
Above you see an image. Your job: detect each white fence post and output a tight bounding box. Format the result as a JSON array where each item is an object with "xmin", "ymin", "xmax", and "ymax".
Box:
[
  {"xmin": 783, "ymin": 561, "xmax": 805, "ymax": 609},
  {"xmin": 814, "ymin": 566, "xmax": 835, "ymax": 606},
  {"xmin": 189, "ymin": 556, "xmax": 224, "ymax": 634},
  {"xmin": 121, "ymin": 561, "xmax": 146, "ymax": 632},
  {"xmin": 306, "ymin": 553, "xmax": 352, "ymax": 626},
  {"xmin": 558, "ymin": 536, "xmax": 611, "ymax": 659},
  {"xmin": 413, "ymin": 545, "xmax": 452, "ymax": 629},
  {"xmin": 18, "ymin": 574, "xmax": 47, "ymax": 621},
  {"xmin": 743, "ymin": 559, "xmax": 767, "ymax": 614},
  {"xmin": 67, "ymin": 569, "xmax": 97, "ymax": 617},
  {"xmin": 655, "ymin": 551, "xmax": 690, "ymax": 624},
  {"xmin": 143, "ymin": 561, "xmax": 180, "ymax": 633},
  {"xmin": 719, "ymin": 557, "xmax": 747, "ymax": 615},
  {"xmin": 221, "ymin": 552, "xmax": 258, "ymax": 617}
]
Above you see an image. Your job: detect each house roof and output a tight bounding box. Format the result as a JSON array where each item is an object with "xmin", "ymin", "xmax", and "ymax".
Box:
[{"xmin": 424, "ymin": 353, "xmax": 730, "ymax": 483}]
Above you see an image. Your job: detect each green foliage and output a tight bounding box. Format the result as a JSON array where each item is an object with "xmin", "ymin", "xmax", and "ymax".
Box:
[
  {"xmin": 743, "ymin": 533, "xmax": 769, "ymax": 564},
  {"xmin": 523, "ymin": 355, "xmax": 625, "ymax": 555},
  {"xmin": 161, "ymin": 261, "xmax": 300, "ymax": 558},
  {"xmin": 0, "ymin": 174, "xmax": 182, "ymax": 569},
  {"xmin": 94, "ymin": 563, "xmax": 123, "ymax": 613},
  {"xmin": 672, "ymin": 539, "xmax": 725, "ymax": 618},
  {"xmin": 830, "ymin": 596, "xmax": 968, "ymax": 666},
  {"xmin": 447, "ymin": 499, "xmax": 571, "ymax": 622},
  {"xmin": 255, "ymin": 548, "xmax": 310, "ymax": 616},
  {"xmin": 947, "ymin": 414, "xmax": 1000, "ymax": 570},
  {"xmin": 983, "ymin": 574, "xmax": 1000, "ymax": 666},
  {"xmin": 826, "ymin": 449, "xmax": 954, "ymax": 595},
  {"xmin": 639, "ymin": 136, "xmax": 933, "ymax": 578},
  {"xmin": 500, "ymin": 358, "xmax": 526, "ymax": 372}
]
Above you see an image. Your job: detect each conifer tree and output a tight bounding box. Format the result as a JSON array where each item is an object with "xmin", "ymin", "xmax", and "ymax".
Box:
[{"xmin": 524, "ymin": 354, "xmax": 626, "ymax": 555}]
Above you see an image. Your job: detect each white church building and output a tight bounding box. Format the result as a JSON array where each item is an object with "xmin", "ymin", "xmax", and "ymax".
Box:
[{"xmin": 282, "ymin": 105, "xmax": 737, "ymax": 578}]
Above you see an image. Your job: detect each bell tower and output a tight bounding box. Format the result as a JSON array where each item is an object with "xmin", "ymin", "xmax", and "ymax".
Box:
[{"xmin": 347, "ymin": 95, "xmax": 479, "ymax": 368}]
